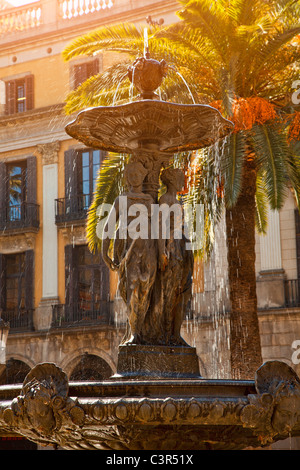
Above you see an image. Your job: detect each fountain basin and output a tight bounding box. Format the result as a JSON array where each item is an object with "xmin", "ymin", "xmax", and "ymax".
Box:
[
  {"xmin": 65, "ymin": 100, "xmax": 233, "ymax": 154},
  {"xmin": 1, "ymin": 361, "xmax": 300, "ymax": 450}
]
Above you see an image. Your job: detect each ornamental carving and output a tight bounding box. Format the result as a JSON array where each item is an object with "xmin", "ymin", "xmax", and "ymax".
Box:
[
  {"xmin": 36, "ymin": 141, "xmax": 60, "ymax": 165},
  {"xmin": 2, "ymin": 363, "xmax": 85, "ymax": 448},
  {"xmin": 240, "ymin": 361, "xmax": 300, "ymax": 445}
]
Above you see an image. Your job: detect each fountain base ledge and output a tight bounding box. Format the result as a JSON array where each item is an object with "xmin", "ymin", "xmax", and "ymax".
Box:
[{"xmin": 0, "ymin": 360, "xmax": 300, "ymax": 450}]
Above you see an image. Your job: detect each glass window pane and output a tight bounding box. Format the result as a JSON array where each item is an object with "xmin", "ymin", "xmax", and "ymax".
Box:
[
  {"xmin": 93, "ymin": 150, "xmax": 100, "ymax": 164},
  {"xmin": 8, "ymin": 165, "xmax": 22, "ymax": 205},
  {"xmin": 82, "ymin": 165, "xmax": 89, "ymax": 182},
  {"xmin": 82, "ymin": 181, "xmax": 89, "ymax": 195},
  {"xmin": 17, "ymin": 83, "xmax": 26, "ymax": 113},
  {"xmin": 82, "ymin": 152, "xmax": 90, "ymax": 167},
  {"xmin": 93, "ymin": 163, "xmax": 100, "ymax": 179}
]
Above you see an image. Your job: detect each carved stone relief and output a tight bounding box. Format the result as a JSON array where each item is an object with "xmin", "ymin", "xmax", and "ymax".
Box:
[{"xmin": 36, "ymin": 141, "xmax": 60, "ymax": 166}]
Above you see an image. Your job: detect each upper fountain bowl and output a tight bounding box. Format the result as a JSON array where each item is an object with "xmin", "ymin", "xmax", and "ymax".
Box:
[
  {"xmin": 65, "ymin": 99, "xmax": 233, "ymax": 154},
  {"xmin": 66, "ymin": 54, "xmax": 233, "ymax": 153}
]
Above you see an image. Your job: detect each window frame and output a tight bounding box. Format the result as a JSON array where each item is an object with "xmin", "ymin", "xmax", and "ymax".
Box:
[
  {"xmin": 6, "ymin": 161, "xmax": 27, "ymax": 222},
  {"xmin": 77, "ymin": 148, "xmax": 101, "ymax": 199},
  {"xmin": 0, "ymin": 250, "xmax": 34, "ymax": 329},
  {"xmin": 4, "ymin": 74, "xmax": 34, "ymax": 115},
  {"xmin": 70, "ymin": 57, "xmax": 101, "ymax": 90},
  {"xmin": 64, "ymin": 244, "xmax": 110, "ymax": 322},
  {"xmin": 4, "ymin": 252, "xmax": 26, "ymax": 312}
]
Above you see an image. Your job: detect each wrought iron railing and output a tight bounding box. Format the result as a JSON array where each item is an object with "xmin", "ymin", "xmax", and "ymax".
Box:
[
  {"xmin": 51, "ymin": 301, "xmax": 114, "ymax": 327},
  {"xmin": 1, "ymin": 309, "xmax": 34, "ymax": 331},
  {"xmin": 0, "ymin": 202, "xmax": 39, "ymax": 232},
  {"xmin": 284, "ymin": 279, "xmax": 300, "ymax": 308},
  {"xmin": 54, "ymin": 194, "xmax": 92, "ymax": 224}
]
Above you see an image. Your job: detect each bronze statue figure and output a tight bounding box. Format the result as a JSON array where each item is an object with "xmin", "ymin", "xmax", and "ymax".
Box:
[
  {"xmin": 158, "ymin": 167, "xmax": 194, "ymax": 345},
  {"xmin": 102, "ymin": 161, "xmax": 157, "ymax": 345}
]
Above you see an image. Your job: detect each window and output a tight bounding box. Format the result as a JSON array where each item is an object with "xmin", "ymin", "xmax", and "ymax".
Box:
[
  {"xmin": 5, "ymin": 75, "xmax": 34, "ymax": 115},
  {"xmin": 55, "ymin": 148, "xmax": 104, "ymax": 224},
  {"xmin": 73, "ymin": 59, "xmax": 99, "ymax": 89},
  {"xmin": 4, "ymin": 253, "xmax": 26, "ymax": 311},
  {"xmin": 78, "ymin": 149, "xmax": 101, "ymax": 209},
  {"xmin": 0, "ymin": 250, "xmax": 34, "ymax": 330},
  {"xmin": 7, "ymin": 162, "xmax": 27, "ymax": 222},
  {"xmin": 64, "ymin": 244, "xmax": 110, "ymax": 324},
  {"xmin": 0, "ymin": 156, "xmax": 38, "ymax": 231},
  {"xmin": 77, "ymin": 245, "xmax": 104, "ymax": 313}
]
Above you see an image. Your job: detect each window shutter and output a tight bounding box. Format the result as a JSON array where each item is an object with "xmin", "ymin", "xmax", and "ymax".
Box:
[
  {"xmin": 64, "ymin": 149, "xmax": 78, "ymax": 199},
  {"xmin": 87, "ymin": 58, "xmax": 99, "ymax": 78},
  {"xmin": 26, "ymin": 156, "xmax": 37, "ymax": 204},
  {"xmin": 5, "ymin": 80, "xmax": 16, "ymax": 115},
  {"xmin": 0, "ymin": 162, "xmax": 7, "ymax": 226},
  {"xmin": 65, "ymin": 245, "xmax": 78, "ymax": 319},
  {"xmin": 295, "ymin": 209, "xmax": 300, "ymax": 280},
  {"xmin": 25, "ymin": 250, "xmax": 34, "ymax": 310},
  {"xmin": 73, "ymin": 63, "xmax": 87, "ymax": 89},
  {"xmin": 0, "ymin": 253, "xmax": 6, "ymax": 312},
  {"xmin": 73, "ymin": 59, "xmax": 99, "ymax": 89},
  {"xmin": 100, "ymin": 257, "xmax": 110, "ymax": 302},
  {"xmin": 25, "ymin": 75, "xmax": 34, "ymax": 111},
  {"xmin": 64, "ymin": 149, "xmax": 78, "ymax": 216},
  {"xmin": 26, "ymin": 156, "xmax": 38, "ymax": 227}
]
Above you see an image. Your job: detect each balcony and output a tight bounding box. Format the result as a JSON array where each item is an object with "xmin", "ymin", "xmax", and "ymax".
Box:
[
  {"xmin": 55, "ymin": 194, "xmax": 92, "ymax": 225},
  {"xmin": 0, "ymin": 202, "xmax": 40, "ymax": 234},
  {"xmin": 1, "ymin": 309, "xmax": 34, "ymax": 332},
  {"xmin": 0, "ymin": 0, "xmax": 114, "ymax": 36},
  {"xmin": 0, "ymin": 0, "xmax": 177, "ymax": 46},
  {"xmin": 284, "ymin": 279, "xmax": 300, "ymax": 308},
  {"xmin": 51, "ymin": 301, "xmax": 114, "ymax": 328}
]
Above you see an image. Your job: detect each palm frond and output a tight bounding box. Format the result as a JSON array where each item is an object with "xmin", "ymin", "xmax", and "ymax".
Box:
[
  {"xmin": 221, "ymin": 132, "xmax": 246, "ymax": 208},
  {"xmin": 184, "ymin": 148, "xmax": 225, "ymax": 258},
  {"xmin": 250, "ymin": 122, "xmax": 290, "ymax": 209},
  {"xmin": 86, "ymin": 153, "xmax": 129, "ymax": 253},
  {"xmin": 253, "ymin": 25, "xmax": 300, "ymax": 74},
  {"xmin": 255, "ymin": 170, "xmax": 269, "ymax": 234},
  {"xmin": 176, "ymin": 0, "xmax": 232, "ymax": 62},
  {"xmin": 63, "ymin": 23, "xmax": 145, "ymax": 61}
]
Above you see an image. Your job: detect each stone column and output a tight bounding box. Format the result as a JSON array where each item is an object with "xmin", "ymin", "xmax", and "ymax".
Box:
[
  {"xmin": 257, "ymin": 207, "xmax": 285, "ymax": 309},
  {"xmin": 35, "ymin": 142, "xmax": 60, "ymax": 330}
]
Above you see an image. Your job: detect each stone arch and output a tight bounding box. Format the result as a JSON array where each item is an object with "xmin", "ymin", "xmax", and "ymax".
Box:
[
  {"xmin": 0, "ymin": 358, "xmax": 31, "ymax": 385},
  {"xmin": 61, "ymin": 346, "xmax": 116, "ymax": 378},
  {"xmin": 69, "ymin": 353, "xmax": 113, "ymax": 381}
]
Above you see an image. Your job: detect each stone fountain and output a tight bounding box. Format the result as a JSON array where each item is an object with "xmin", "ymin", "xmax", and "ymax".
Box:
[{"xmin": 1, "ymin": 53, "xmax": 300, "ymax": 450}]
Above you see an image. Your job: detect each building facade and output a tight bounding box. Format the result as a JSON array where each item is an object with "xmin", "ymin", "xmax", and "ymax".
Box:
[{"xmin": 0, "ymin": 0, "xmax": 299, "ymax": 449}]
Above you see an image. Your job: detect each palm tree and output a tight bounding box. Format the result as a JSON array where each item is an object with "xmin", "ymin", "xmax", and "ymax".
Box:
[{"xmin": 63, "ymin": 0, "xmax": 300, "ymax": 379}]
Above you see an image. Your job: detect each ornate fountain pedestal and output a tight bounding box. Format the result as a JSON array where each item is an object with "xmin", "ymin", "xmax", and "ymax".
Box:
[{"xmin": 115, "ymin": 344, "xmax": 200, "ymax": 379}]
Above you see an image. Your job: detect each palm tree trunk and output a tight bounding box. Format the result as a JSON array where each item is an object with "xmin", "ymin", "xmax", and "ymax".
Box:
[{"xmin": 225, "ymin": 158, "xmax": 262, "ymax": 379}]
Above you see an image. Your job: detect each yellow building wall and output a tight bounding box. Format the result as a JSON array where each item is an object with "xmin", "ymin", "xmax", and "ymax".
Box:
[{"xmin": 0, "ymin": 54, "xmax": 69, "ymax": 108}]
